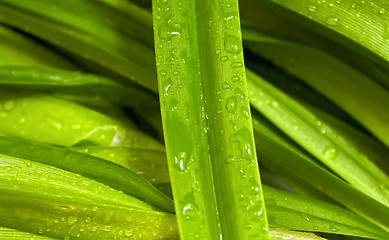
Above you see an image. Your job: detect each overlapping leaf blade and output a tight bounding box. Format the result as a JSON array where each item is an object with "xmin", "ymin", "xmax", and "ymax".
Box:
[
  {"xmin": 244, "ymin": 29, "xmax": 389, "ymax": 147},
  {"xmin": 152, "ymin": 0, "xmax": 268, "ymax": 239},
  {"xmin": 239, "ymin": 0, "xmax": 389, "ymax": 89},
  {"xmin": 247, "ymin": 69, "xmax": 389, "ymax": 209},
  {"xmin": 0, "ymin": 0, "xmax": 157, "ymax": 91},
  {"xmin": 0, "ymin": 154, "xmax": 178, "ymax": 239},
  {"xmin": 250, "ymin": 103, "xmax": 389, "ymax": 233},
  {"xmin": 0, "ymin": 136, "xmax": 174, "ymax": 212},
  {"xmin": 0, "ymin": 66, "xmax": 158, "ymax": 110}
]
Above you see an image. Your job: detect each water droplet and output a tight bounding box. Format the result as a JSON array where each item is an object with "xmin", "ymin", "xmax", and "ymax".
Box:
[
  {"xmin": 160, "ymin": 70, "xmax": 167, "ymax": 77},
  {"xmin": 271, "ymin": 101, "xmax": 278, "ymax": 107},
  {"xmin": 307, "ymin": 5, "xmax": 317, "ymax": 12},
  {"xmin": 162, "ymin": 79, "xmax": 172, "ymax": 97},
  {"xmin": 240, "ymin": 107, "xmax": 249, "ymax": 118},
  {"xmin": 380, "ymin": 8, "xmax": 386, "ymax": 14},
  {"xmin": 224, "ymin": 34, "xmax": 242, "ymax": 54},
  {"xmin": 175, "ymin": 152, "xmax": 188, "ymax": 173},
  {"xmin": 231, "ymin": 74, "xmax": 240, "ymax": 82},
  {"xmin": 67, "ymin": 216, "xmax": 78, "ymax": 226},
  {"xmin": 331, "ymin": 225, "xmax": 339, "ymax": 232},
  {"xmin": 220, "ymin": 56, "xmax": 228, "ymax": 62},
  {"xmin": 231, "ymin": 62, "xmax": 244, "ymax": 69},
  {"xmin": 215, "ymin": 49, "xmax": 221, "ymax": 55},
  {"xmin": 182, "ymin": 203, "xmax": 195, "ymax": 220},
  {"xmin": 216, "ymin": 91, "xmax": 222, "ymax": 95},
  {"xmin": 326, "ymin": 17, "xmax": 339, "ymax": 26},
  {"xmin": 45, "ymin": 116, "xmax": 63, "ymax": 130},
  {"xmin": 324, "ymin": 146, "xmax": 339, "ymax": 160},
  {"xmin": 226, "ymin": 96, "xmax": 237, "ymax": 113},
  {"xmin": 222, "ymin": 82, "xmax": 230, "ymax": 89},
  {"xmin": 155, "ymin": 15, "xmax": 161, "ymax": 21},
  {"xmin": 226, "ymin": 156, "xmax": 235, "ymax": 163}
]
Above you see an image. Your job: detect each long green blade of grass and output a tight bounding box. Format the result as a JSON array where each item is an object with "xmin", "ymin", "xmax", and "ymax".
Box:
[
  {"xmin": 0, "ymin": 66, "xmax": 158, "ymax": 110},
  {"xmin": 0, "ymin": 136, "xmax": 174, "ymax": 212},
  {"xmin": 0, "ymin": 227, "xmax": 58, "ymax": 240},
  {"xmin": 0, "ymin": 25, "xmax": 77, "ymax": 70},
  {"xmin": 0, "ymin": 1, "xmax": 157, "ymax": 92},
  {"xmin": 239, "ymin": 0, "xmax": 389, "ymax": 89},
  {"xmin": 0, "ymin": 154, "xmax": 177, "ymax": 240},
  {"xmin": 0, "ymin": 90, "xmax": 162, "ymax": 149},
  {"xmin": 247, "ymin": 69, "xmax": 389, "ymax": 208},
  {"xmin": 71, "ymin": 146, "xmax": 170, "ymax": 185},
  {"xmin": 251, "ymin": 111, "xmax": 389, "ymax": 233},
  {"xmin": 244, "ymin": 29, "xmax": 389, "ymax": 147},
  {"xmin": 152, "ymin": 0, "xmax": 268, "ymax": 239},
  {"xmin": 263, "ymin": 186, "xmax": 389, "ymax": 239}
]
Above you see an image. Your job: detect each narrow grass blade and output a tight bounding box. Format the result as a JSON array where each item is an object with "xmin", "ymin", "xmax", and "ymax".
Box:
[
  {"xmin": 305, "ymin": 104, "xmax": 389, "ymax": 174},
  {"xmin": 0, "ymin": 227, "xmax": 58, "ymax": 240},
  {"xmin": 264, "ymin": 186, "xmax": 389, "ymax": 239},
  {"xmin": 0, "ymin": 154, "xmax": 154, "ymax": 210},
  {"xmin": 239, "ymin": 0, "xmax": 389, "ymax": 88},
  {"xmin": 0, "ymin": 155, "xmax": 178, "ymax": 240},
  {"xmin": 71, "ymin": 146, "xmax": 170, "ymax": 185},
  {"xmin": 0, "ymin": 90, "xmax": 162, "ymax": 149},
  {"xmin": 0, "ymin": 136, "xmax": 174, "ymax": 212},
  {"xmin": 0, "ymin": 66, "xmax": 159, "ymax": 110},
  {"xmin": 98, "ymin": 0, "xmax": 153, "ymax": 30},
  {"xmin": 251, "ymin": 111, "xmax": 389, "ymax": 232},
  {"xmin": 244, "ymin": 56, "xmax": 358, "ymax": 127},
  {"xmin": 247, "ymin": 69, "xmax": 389, "ymax": 207},
  {"xmin": 0, "ymin": 1, "xmax": 157, "ymax": 92},
  {"xmin": 244, "ymin": 29, "xmax": 389, "ymax": 147},
  {"xmin": 0, "ymin": 25, "xmax": 77, "ymax": 70},
  {"xmin": 269, "ymin": 228, "xmax": 325, "ymax": 240},
  {"xmin": 152, "ymin": 0, "xmax": 268, "ymax": 239}
]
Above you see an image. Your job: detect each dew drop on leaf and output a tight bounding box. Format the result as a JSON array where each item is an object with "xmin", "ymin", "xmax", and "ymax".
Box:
[
  {"xmin": 224, "ymin": 34, "xmax": 242, "ymax": 54},
  {"xmin": 307, "ymin": 5, "xmax": 317, "ymax": 12},
  {"xmin": 230, "ymin": 61, "xmax": 243, "ymax": 69},
  {"xmin": 226, "ymin": 96, "xmax": 237, "ymax": 113},
  {"xmin": 67, "ymin": 216, "xmax": 78, "ymax": 226},
  {"xmin": 326, "ymin": 17, "xmax": 339, "ymax": 26},
  {"xmin": 222, "ymin": 82, "xmax": 230, "ymax": 89},
  {"xmin": 323, "ymin": 146, "xmax": 339, "ymax": 160}
]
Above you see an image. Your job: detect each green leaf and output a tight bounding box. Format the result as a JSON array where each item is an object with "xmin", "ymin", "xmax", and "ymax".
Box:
[
  {"xmin": 247, "ymin": 69, "xmax": 389, "ymax": 208},
  {"xmin": 239, "ymin": 0, "xmax": 389, "ymax": 89},
  {"xmin": 0, "ymin": 90, "xmax": 162, "ymax": 149},
  {"xmin": 0, "ymin": 155, "xmax": 178, "ymax": 239},
  {"xmin": 268, "ymin": 228, "xmax": 325, "ymax": 240},
  {"xmin": 71, "ymin": 146, "xmax": 170, "ymax": 185},
  {"xmin": 0, "ymin": 227, "xmax": 58, "ymax": 240},
  {"xmin": 251, "ymin": 110, "xmax": 389, "ymax": 233},
  {"xmin": 0, "ymin": 24, "xmax": 77, "ymax": 70},
  {"xmin": 0, "ymin": 66, "xmax": 159, "ymax": 110},
  {"xmin": 0, "ymin": 136, "xmax": 174, "ymax": 212},
  {"xmin": 152, "ymin": 0, "xmax": 268, "ymax": 239},
  {"xmin": 0, "ymin": 0, "xmax": 157, "ymax": 92},
  {"xmin": 244, "ymin": 29, "xmax": 389, "ymax": 147},
  {"xmin": 264, "ymin": 186, "xmax": 389, "ymax": 239}
]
